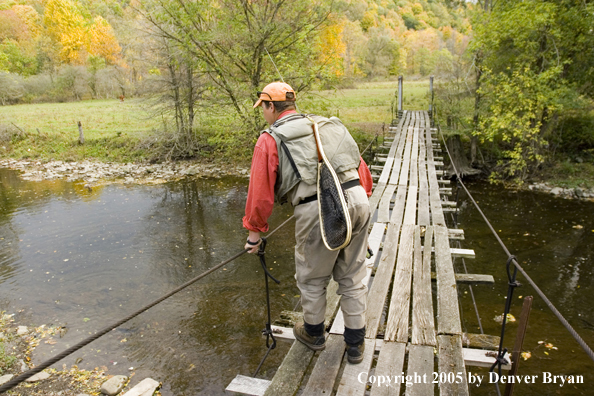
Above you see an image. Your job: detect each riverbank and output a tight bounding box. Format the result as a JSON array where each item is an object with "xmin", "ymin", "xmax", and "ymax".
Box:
[
  {"xmin": 0, "ymin": 312, "xmax": 105, "ymax": 395},
  {"xmin": 3, "ymin": 158, "xmax": 594, "ymax": 201},
  {"xmin": 0, "ymin": 158, "xmax": 250, "ymax": 187}
]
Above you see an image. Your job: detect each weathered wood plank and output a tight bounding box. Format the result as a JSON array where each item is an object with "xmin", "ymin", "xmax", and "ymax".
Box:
[
  {"xmin": 462, "ymin": 333, "xmax": 500, "ymax": 350},
  {"xmin": 263, "ymin": 341, "xmax": 314, "ymax": 396},
  {"xmin": 336, "ymin": 339, "xmax": 376, "ymax": 395},
  {"xmin": 377, "ymin": 184, "xmax": 397, "ymax": 223},
  {"xmin": 370, "ymin": 342, "xmax": 406, "ymax": 396},
  {"xmin": 406, "ymin": 345, "xmax": 435, "ymax": 396},
  {"xmin": 434, "ymin": 225, "xmax": 462, "ymax": 335},
  {"xmin": 412, "ymin": 226, "xmax": 436, "ymax": 346},
  {"xmin": 366, "ymin": 224, "xmax": 400, "ymax": 338},
  {"xmin": 389, "ymin": 185, "xmax": 407, "ymax": 228},
  {"xmin": 437, "ymin": 335, "xmax": 469, "ymax": 396},
  {"xmin": 226, "ymin": 375, "xmax": 271, "ymax": 396},
  {"xmin": 464, "ymin": 348, "xmax": 511, "ymax": 370},
  {"xmin": 385, "ymin": 224, "xmax": 415, "ymax": 342},
  {"xmin": 301, "ymin": 335, "xmax": 345, "ymax": 395},
  {"xmin": 417, "ymin": 122, "xmax": 430, "ymax": 226},
  {"xmin": 426, "ymin": 125, "xmax": 446, "ymax": 226},
  {"xmin": 430, "ymin": 273, "xmax": 495, "ymax": 284}
]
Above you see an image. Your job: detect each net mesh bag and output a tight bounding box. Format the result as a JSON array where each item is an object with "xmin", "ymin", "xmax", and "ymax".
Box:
[{"xmin": 318, "ymin": 162, "xmax": 350, "ymax": 250}]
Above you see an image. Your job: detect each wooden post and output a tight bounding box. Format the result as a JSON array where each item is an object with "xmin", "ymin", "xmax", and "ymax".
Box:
[
  {"xmin": 78, "ymin": 121, "xmax": 84, "ymax": 144},
  {"xmin": 504, "ymin": 296, "xmax": 533, "ymax": 396}
]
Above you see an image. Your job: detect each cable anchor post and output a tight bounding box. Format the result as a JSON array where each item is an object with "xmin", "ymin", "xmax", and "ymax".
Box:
[{"xmin": 253, "ymin": 237, "xmax": 280, "ymax": 378}]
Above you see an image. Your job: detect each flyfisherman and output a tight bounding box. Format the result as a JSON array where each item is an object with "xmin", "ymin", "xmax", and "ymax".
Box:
[{"xmin": 243, "ymin": 81, "xmax": 372, "ymax": 364}]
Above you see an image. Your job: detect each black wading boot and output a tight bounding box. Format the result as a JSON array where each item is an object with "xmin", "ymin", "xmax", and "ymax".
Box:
[{"xmin": 344, "ymin": 326, "xmax": 366, "ymax": 364}]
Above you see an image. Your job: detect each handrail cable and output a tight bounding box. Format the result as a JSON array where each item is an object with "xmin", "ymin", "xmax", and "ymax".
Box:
[
  {"xmin": 0, "ymin": 215, "xmax": 295, "ymax": 394},
  {"xmin": 435, "ymin": 120, "xmax": 594, "ymax": 363}
]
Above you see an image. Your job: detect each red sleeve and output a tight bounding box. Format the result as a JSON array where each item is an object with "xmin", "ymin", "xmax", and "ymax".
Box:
[
  {"xmin": 358, "ymin": 156, "xmax": 373, "ymax": 197},
  {"xmin": 243, "ymin": 133, "xmax": 278, "ymax": 232}
]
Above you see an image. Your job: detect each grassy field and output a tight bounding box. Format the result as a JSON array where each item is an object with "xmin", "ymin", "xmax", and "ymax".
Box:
[{"xmin": 0, "ymin": 79, "xmax": 432, "ymax": 163}]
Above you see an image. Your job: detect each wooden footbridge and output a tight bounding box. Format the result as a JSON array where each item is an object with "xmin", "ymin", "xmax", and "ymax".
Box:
[{"xmin": 227, "ymin": 109, "xmax": 506, "ymax": 395}]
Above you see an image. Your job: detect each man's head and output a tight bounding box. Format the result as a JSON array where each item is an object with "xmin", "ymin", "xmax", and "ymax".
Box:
[{"xmin": 254, "ymin": 82, "xmax": 296, "ymax": 125}]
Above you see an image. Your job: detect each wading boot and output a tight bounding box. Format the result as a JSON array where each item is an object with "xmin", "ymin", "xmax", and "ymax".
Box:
[
  {"xmin": 346, "ymin": 342, "xmax": 365, "ymax": 364},
  {"xmin": 293, "ymin": 321, "xmax": 326, "ymax": 351}
]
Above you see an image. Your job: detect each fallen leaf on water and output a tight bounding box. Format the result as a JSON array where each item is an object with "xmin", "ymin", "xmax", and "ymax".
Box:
[
  {"xmin": 544, "ymin": 351, "xmax": 549, "ymax": 355},
  {"xmin": 120, "ymin": 338, "xmax": 127, "ymax": 343},
  {"xmin": 521, "ymin": 352, "xmax": 531, "ymax": 360},
  {"xmin": 45, "ymin": 339, "xmax": 57, "ymax": 345},
  {"xmin": 573, "ymin": 225, "xmax": 583, "ymax": 229},
  {"xmin": 83, "ymin": 318, "xmax": 90, "ymax": 322},
  {"xmin": 538, "ymin": 341, "xmax": 544, "ymax": 344}
]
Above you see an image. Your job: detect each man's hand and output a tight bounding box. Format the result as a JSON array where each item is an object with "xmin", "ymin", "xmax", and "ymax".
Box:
[{"xmin": 245, "ymin": 230, "xmax": 262, "ymax": 253}]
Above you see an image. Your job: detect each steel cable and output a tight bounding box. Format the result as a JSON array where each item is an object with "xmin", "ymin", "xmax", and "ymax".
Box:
[{"xmin": 0, "ymin": 215, "xmax": 295, "ymax": 394}]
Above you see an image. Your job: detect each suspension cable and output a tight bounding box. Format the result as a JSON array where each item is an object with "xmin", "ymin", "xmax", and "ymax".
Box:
[
  {"xmin": 436, "ymin": 123, "xmax": 594, "ymax": 363},
  {"xmin": 0, "ymin": 215, "xmax": 295, "ymax": 394}
]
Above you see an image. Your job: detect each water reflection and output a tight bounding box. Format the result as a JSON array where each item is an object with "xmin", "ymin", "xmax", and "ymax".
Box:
[
  {"xmin": 455, "ymin": 180, "xmax": 594, "ymax": 396},
  {"xmin": 0, "ymin": 168, "xmax": 297, "ymax": 395}
]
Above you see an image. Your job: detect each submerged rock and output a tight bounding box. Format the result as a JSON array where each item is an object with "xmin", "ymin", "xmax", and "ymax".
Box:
[{"xmin": 121, "ymin": 378, "xmax": 160, "ymax": 396}]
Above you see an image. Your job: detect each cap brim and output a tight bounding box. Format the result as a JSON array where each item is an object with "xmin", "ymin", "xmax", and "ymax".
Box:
[{"xmin": 253, "ymin": 99, "xmax": 263, "ymax": 108}]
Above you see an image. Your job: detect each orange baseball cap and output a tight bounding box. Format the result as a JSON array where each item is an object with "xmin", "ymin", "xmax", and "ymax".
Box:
[{"xmin": 253, "ymin": 82, "xmax": 296, "ymax": 108}]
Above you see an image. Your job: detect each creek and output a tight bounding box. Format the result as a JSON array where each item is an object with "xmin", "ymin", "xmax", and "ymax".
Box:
[{"xmin": 1, "ymin": 169, "xmax": 593, "ymax": 395}]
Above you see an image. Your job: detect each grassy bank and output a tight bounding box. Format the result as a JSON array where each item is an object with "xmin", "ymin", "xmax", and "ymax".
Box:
[{"xmin": 0, "ymin": 80, "xmax": 431, "ymax": 164}]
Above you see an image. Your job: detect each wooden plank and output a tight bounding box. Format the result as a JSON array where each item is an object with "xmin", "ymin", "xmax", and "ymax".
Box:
[
  {"xmin": 462, "ymin": 333, "xmax": 500, "ymax": 350},
  {"xmin": 301, "ymin": 335, "xmax": 345, "ymax": 395},
  {"xmin": 384, "ymin": 224, "xmax": 415, "ymax": 342},
  {"xmin": 263, "ymin": 341, "xmax": 314, "ymax": 396},
  {"xmin": 429, "ymin": 273, "xmax": 495, "ymax": 284},
  {"xmin": 370, "ymin": 342, "xmax": 406, "ymax": 396},
  {"xmin": 448, "ymin": 229, "xmax": 465, "ymax": 240},
  {"xmin": 417, "ymin": 122, "xmax": 430, "ymax": 226},
  {"xmin": 434, "ymin": 225, "xmax": 462, "ymax": 335},
  {"xmin": 403, "ymin": 186, "xmax": 418, "ymax": 225},
  {"xmin": 437, "ymin": 335, "xmax": 469, "ymax": 396},
  {"xmin": 412, "ymin": 226, "xmax": 436, "ymax": 346},
  {"xmin": 377, "ymin": 184, "xmax": 397, "ymax": 223},
  {"xmin": 464, "ymin": 348, "xmax": 511, "ymax": 370},
  {"xmin": 270, "ymin": 325, "xmax": 295, "ymax": 341},
  {"xmin": 388, "ymin": 118, "xmax": 409, "ymax": 185},
  {"xmin": 226, "ymin": 375, "xmax": 271, "ymax": 396},
  {"xmin": 424, "ymin": 247, "xmax": 475, "ymax": 259},
  {"xmin": 366, "ymin": 224, "xmax": 400, "ymax": 338},
  {"xmin": 336, "ymin": 338, "xmax": 376, "ymax": 395},
  {"xmin": 406, "ymin": 345, "xmax": 435, "ymax": 396},
  {"xmin": 389, "ymin": 185, "xmax": 407, "ymax": 228},
  {"xmin": 369, "ymin": 181, "xmax": 387, "ymax": 214},
  {"xmin": 426, "ymin": 125, "xmax": 446, "ymax": 227}
]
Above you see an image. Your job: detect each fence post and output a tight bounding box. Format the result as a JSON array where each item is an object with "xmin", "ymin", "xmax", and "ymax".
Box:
[
  {"xmin": 78, "ymin": 121, "xmax": 84, "ymax": 145},
  {"xmin": 397, "ymin": 76, "xmax": 403, "ymax": 117}
]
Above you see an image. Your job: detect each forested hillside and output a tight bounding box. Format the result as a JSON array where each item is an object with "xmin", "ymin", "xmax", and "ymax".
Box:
[{"xmin": 0, "ymin": 0, "xmax": 471, "ymax": 104}]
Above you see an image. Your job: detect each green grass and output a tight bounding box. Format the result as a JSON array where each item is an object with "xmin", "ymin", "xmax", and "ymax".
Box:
[
  {"xmin": 0, "ymin": 79, "xmax": 433, "ymax": 163},
  {"xmin": 540, "ymin": 161, "xmax": 594, "ymax": 189}
]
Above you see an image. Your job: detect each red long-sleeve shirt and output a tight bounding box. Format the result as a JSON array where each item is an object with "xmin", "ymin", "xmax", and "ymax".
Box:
[{"xmin": 243, "ymin": 112, "xmax": 373, "ymax": 233}]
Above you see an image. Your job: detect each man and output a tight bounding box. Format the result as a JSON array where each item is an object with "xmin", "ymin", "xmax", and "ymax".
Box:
[{"xmin": 243, "ymin": 81, "xmax": 371, "ymax": 364}]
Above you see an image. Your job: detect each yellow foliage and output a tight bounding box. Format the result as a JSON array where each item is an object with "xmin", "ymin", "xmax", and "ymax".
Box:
[
  {"xmin": 89, "ymin": 16, "xmax": 122, "ymax": 64},
  {"xmin": 42, "ymin": 0, "xmax": 121, "ymax": 65},
  {"xmin": 317, "ymin": 19, "xmax": 346, "ymax": 77}
]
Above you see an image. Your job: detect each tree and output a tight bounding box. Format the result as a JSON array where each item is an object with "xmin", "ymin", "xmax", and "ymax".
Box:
[
  {"xmin": 471, "ymin": 0, "xmax": 594, "ymax": 183},
  {"xmin": 138, "ymin": 0, "xmax": 333, "ymax": 131}
]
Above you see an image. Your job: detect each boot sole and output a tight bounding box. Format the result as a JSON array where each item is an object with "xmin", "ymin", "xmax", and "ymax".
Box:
[{"xmin": 347, "ymin": 354, "xmax": 364, "ymax": 364}]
